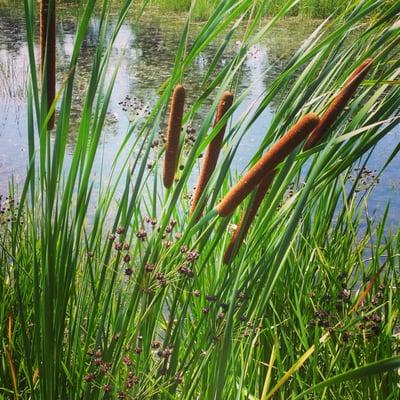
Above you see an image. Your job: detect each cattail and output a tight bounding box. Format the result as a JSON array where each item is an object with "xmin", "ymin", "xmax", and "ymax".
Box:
[
  {"xmin": 223, "ymin": 60, "xmax": 373, "ymax": 263},
  {"xmin": 216, "ymin": 113, "xmax": 320, "ymax": 217},
  {"xmin": 40, "ymin": 0, "xmax": 56, "ymax": 130},
  {"xmin": 346, "ymin": 58, "xmax": 373, "ymax": 84},
  {"xmin": 190, "ymin": 91, "xmax": 234, "ymax": 216},
  {"xmin": 304, "ymin": 58, "xmax": 373, "ymax": 150},
  {"xmin": 223, "ymin": 170, "xmax": 276, "ymax": 264},
  {"xmin": 163, "ymin": 85, "xmax": 186, "ymax": 188}
]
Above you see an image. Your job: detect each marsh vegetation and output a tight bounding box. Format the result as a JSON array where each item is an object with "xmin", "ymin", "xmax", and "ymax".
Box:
[{"xmin": 0, "ymin": 0, "xmax": 400, "ymax": 399}]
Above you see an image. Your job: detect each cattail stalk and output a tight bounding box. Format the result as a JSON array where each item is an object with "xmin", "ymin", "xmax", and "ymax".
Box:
[
  {"xmin": 190, "ymin": 91, "xmax": 234, "ymax": 216},
  {"xmin": 223, "ymin": 170, "xmax": 276, "ymax": 264},
  {"xmin": 304, "ymin": 58, "xmax": 373, "ymax": 150},
  {"xmin": 163, "ymin": 85, "xmax": 186, "ymax": 188},
  {"xmin": 216, "ymin": 113, "xmax": 320, "ymax": 217},
  {"xmin": 40, "ymin": 0, "xmax": 56, "ymax": 130},
  {"xmin": 223, "ymin": 59, "xmax": 373, "ymax": 263}
]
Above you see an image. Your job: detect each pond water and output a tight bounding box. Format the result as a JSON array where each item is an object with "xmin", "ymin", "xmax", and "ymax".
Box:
[{"xmin": 0, "ymin": 2, "xmax": 399, "ymax": 226}]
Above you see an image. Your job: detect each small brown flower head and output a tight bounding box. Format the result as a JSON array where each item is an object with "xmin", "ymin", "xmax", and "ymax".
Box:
[
  {"xmin": 102, "ymin": 383, "xmax": 112, "ymax": 393},
  {"xmin": 163, "ymin": 85, "xmax": 186, "ymax": 188},
  {"xmin": 151, "ymin": 340, "xmax": 161, "ymax": 349},
  {"xmin": 216, "ymin": 113, "xmax": 320, "ymax": 217},
  {"xmin": 178, "ymin": 265, "xmax": 194, "ymax": 278},
  {"xmin": 114, "ymin": 241, "xmax": 123, "ymax": 251},
  {"xmin": 126, "ymin": 372, "xmax": 139, "ymax": 386},
  {"xmin": 123, "ymin": 254, "xmax": 131, "ymax": 263},
  {"xmin": 109, "ymin": 233, "xmax": 116, "ymax": 242},
  {"xmin": 116, "ymin": 226, "xmax": 125, "ymax": 234},
  {"xmin": 136, "ymin": 229, "xmax": 147, "ymax": 241},
  {"xmin": 339, "ymin": 288, "xmax": 351, "ymax": 301},
  {"xmin": 84, "ymin": 373, "xmax": 95, "ymax": 383},
  {"xmin": 100, "ymin": 362, "xmax": 111, "ymax": 374},
  {"xmin": 304, "ymin": 59, "xmax": 373, "ymax": 150},
  {"xmin": 93, "ymin": 357, "xmax": 102, "ymax": 367},
  {"xmin": 191, "ymin": 91, "xmax": 234, "ymax": 215},
  {"xmin": 186, "ymin": 250, "xmax": 199, "ymax": 262},
  {"xmin": 157, "ymin": 349, "xmax": 166, "ymax": 358},
  {"xmin": 145, "ymin": 263, "xmax": 154, "ymax": 272},
  {"xmin": 156, "ymin": 272, "xmax": 165, "ymax": 280},
  {"xmin": 125, "ymin": 268, "xmax": 133, "ymax": 276},
  {"xmin": 123, "ymin": 355, "xmax": 132, "ymax": 366}
]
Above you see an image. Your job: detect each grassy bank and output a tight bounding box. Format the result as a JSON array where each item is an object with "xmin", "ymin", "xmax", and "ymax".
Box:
[
  {"xmin": 1, "ymin": 0, "xmax": 400, "ymax": 399},
  {"xmin": 153, "ymin": 0, "xmax": 399, "ymax": 21},
  {"xmin": 154, "ymin": 0, "xmax": 346, "ymax": 20}
]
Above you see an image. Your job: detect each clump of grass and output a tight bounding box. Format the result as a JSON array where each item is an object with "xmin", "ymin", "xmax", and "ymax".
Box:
[
  {"xmin": 163, "ymin": 84, "xmax": 186, "ymax": 188},
  {"xmin": 191, "ymin": 91, "xmax": 234, "ymax": 216},
  {"xmin": 216, "ymin": 113, "xmax": 319, "ymax": 216}
]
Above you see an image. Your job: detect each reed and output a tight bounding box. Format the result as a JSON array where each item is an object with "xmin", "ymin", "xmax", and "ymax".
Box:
[
  {"xmin": 216, "ymin": 113, "xmax": 320, "ymax": 217},
  {"xmin": 223, "ymin": 170, "xmax": 276, "ymax": 264},
  {"xmin": 163, "ymin": 84, "xmax": 186, "ymax": 188},
  {"xmin": 303, "ymin": 59, "xmax": 372, "ymax": 150},
  {"xmin": 190, "ymin": 91, "xmax": 234, "ymax": 215},
  {"xmin": 40, "ymin": 0, "xmax": 56, "ymax": 130}
]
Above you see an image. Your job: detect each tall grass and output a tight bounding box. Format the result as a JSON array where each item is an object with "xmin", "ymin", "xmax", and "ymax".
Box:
[
  {"xmin": 1, "ymin": 0, "xmax": 400, "ymax": 399},
  {"xmin": 155, "ymin": 0, "xmax": 399, "ymax": 20},
  {"xmin": 155, "ymin": 0, "xmax": 346, "ymax": 20}
]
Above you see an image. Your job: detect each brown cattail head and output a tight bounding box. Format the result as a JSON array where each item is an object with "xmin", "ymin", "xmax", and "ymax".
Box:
[
  {"xmin": 216, "ymin": 113, "xmax": 320, "ymax": 217},
  {"xmin": 304, "ymin": 58, "xmax": 373, "ymax": 150},
  {"xmin": 163, "ymin": 85, "xmax": 186, "ymax": 188},
  {"xmin": 223, "ymin": 170, "xmax": 276, "ymax": 264},
  {"xmin": 190, "ymin": 91, "xmax": 234, "ymax": 216},
  {"xmin": 346, "ymin": 58, "xmax": 373, "ymax": 84},
  {"xmin": 40, "ymin": 0, "xmax": 56, "ymax": 130}
]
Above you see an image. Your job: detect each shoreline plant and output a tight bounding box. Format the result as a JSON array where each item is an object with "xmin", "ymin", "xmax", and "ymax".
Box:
[{"xmin": 1, "ymin": 0, "xmax": 399, "ymax": 399}]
